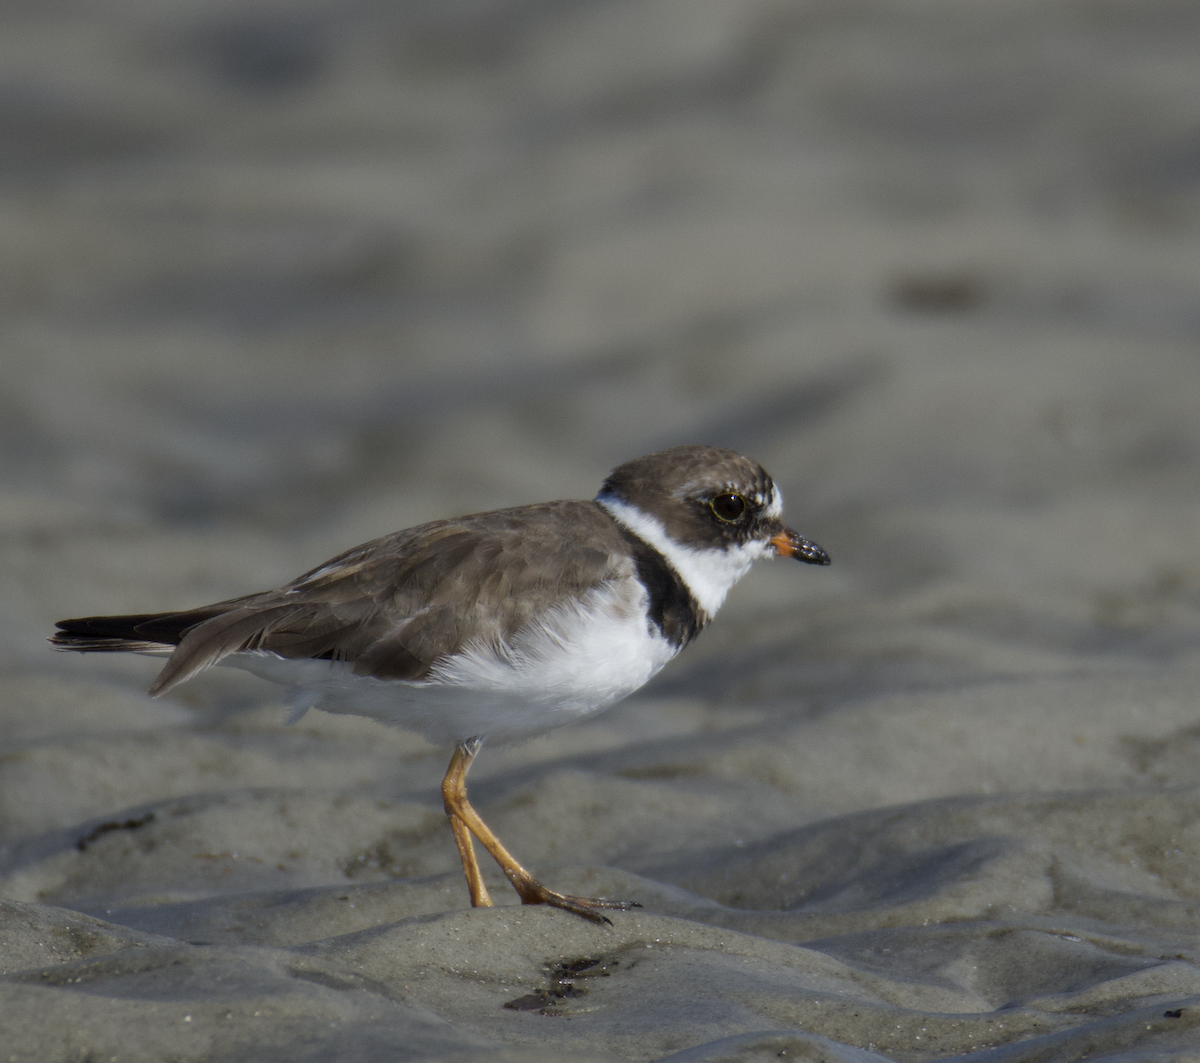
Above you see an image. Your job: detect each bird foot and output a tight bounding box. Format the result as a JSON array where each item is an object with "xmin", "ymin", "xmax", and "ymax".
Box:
[{"xmin": 513, "ymin": 879, "xmax": 641, "ymax": 925}]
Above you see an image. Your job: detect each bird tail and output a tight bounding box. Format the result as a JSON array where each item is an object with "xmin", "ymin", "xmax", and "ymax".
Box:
[
  {"xmin": 49, "ymin": 598, "xmax": 293, "ymax": 696},
  {"xmin": 50, "ymin": 612, "xmax": 205, "ymax": 656}
]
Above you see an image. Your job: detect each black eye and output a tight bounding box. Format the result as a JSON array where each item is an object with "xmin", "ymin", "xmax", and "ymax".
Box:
[{"xmin": 709, "ymin": 493, "xmax": 747, "ymax": 522}]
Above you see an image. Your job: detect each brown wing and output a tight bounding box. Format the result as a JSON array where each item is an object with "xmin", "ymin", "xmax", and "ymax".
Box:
[{"xmin": 53, "ymin": 501, "xmax": 630, "ymax": 696}]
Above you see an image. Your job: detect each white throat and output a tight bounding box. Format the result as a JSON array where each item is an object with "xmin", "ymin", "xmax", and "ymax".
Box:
[{"xmin": 597, "ymin": 492, "xmax": 771, "ymax": 618}]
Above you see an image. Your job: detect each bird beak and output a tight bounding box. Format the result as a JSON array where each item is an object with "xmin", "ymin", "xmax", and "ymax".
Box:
[{"xmin": 770, "ymin": 528, "xmax": 831, "ymax": 565}]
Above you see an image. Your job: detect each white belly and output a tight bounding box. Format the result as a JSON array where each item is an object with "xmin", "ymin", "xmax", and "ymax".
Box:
[{"xmin": 229, "ymin": 579, "xmax": 679, "ymax": 746}]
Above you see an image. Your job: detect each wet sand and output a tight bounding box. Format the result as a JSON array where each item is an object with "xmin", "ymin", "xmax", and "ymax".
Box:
[{"xmin": 4, "ymin": 1, "xmax": 1200, "ymax": 1060}]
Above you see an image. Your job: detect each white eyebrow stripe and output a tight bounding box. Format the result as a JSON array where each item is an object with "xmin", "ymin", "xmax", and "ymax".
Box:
[{"xmin": 764, "ymin": 484, "xmax": 783, "ymax": 519}]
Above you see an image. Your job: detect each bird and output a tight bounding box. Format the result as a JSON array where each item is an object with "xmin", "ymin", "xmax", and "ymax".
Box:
[{"xmin": 51, "ymin": 445, "xmax": 830, "ymax": 922}]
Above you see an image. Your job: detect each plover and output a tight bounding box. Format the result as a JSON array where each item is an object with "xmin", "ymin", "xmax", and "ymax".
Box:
[{"xmin": 52, "ymin": 445, "xmax": 829, "ymax": 922}]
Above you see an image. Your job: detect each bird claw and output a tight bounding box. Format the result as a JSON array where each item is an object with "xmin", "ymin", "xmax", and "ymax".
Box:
[{"xmin": 516, "ymin": 883, "xmax": 641, "ymax": 925}]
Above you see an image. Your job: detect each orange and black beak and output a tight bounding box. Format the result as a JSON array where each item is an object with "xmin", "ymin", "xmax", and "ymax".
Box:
[{"xmin": 771, "ymin": 527, "xmax": 830, "ymax": 565}]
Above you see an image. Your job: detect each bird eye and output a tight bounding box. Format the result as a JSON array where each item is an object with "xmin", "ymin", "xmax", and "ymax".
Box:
[{"xmin": 709, "ymin": 493, "xmax": 747, "ymax": 522}]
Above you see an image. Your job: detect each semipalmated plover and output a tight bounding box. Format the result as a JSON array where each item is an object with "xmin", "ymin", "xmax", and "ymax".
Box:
[{"xmin": 52, "ymin": 445, "xmax": 829, "ymax": 921}]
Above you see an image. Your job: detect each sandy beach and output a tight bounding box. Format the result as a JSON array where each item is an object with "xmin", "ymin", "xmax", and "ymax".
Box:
[{"xmin": 4, "ymin": 1, "xmax": 1200, "ymax": 1059}]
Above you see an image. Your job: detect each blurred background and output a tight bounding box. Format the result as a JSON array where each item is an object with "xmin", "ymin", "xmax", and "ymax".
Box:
[{"xmin": 4, "ymin": 0, "xmax": 1200, "ymax": 734}]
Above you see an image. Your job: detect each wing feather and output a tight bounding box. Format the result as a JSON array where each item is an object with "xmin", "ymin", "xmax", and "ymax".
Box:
[{"xmin": 52, "ymin": 500, "xmax": 632, "ymax": 695}]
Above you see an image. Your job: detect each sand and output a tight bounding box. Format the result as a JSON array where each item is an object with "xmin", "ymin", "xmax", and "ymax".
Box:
[{"xmin": 4, "ymin": 1, "xmax": 1200, "ymax": 1059}]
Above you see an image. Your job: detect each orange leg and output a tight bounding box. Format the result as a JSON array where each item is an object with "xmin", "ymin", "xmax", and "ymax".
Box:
[
  {"xmin": 440, "ymin": 739, "xmax": 638, "ymax": 925},
  {"xmin": 441, "ymin": 741, "xmax": 493, "ymax": 908}
]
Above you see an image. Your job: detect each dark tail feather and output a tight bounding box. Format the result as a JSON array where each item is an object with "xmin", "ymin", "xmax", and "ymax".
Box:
[
  {"xmin": 50, "ymin": 597, "xmax": 284, "ymax": 695},
  {"xmin": 52, "ymin": 597, "xmax": 341, "ymax": 697},
  {"xmin": 50, "ymin": 611, "xmax": 217, "ymax": 653}
]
